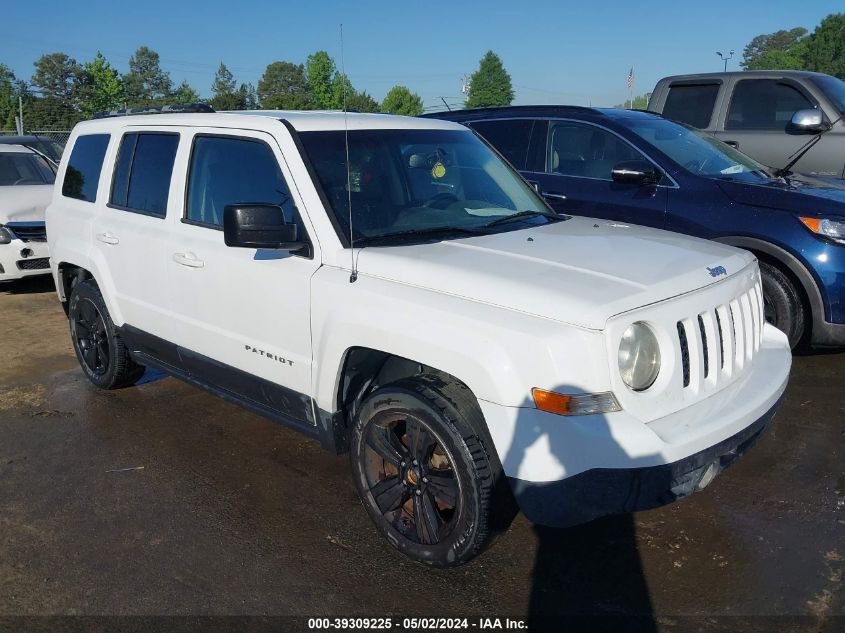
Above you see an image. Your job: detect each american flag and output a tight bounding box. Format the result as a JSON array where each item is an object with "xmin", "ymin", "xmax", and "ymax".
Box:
[{"xmin": 627, "ymin": 67, "xmax": 634, "ymax": 90}]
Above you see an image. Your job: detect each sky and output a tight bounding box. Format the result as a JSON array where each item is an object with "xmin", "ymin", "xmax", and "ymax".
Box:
[{"xmin": 3, "ymin": 0, "xmax": 840, "ymax": 111}]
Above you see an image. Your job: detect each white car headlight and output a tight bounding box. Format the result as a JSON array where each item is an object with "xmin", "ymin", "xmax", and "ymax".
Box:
[
  {"xmin": 0, "ymin": 225, "xmax": 12, "ymax": 245},
  {"xmin": 618, "ymin": 322, "xmax": 661, "ymax": 391}
]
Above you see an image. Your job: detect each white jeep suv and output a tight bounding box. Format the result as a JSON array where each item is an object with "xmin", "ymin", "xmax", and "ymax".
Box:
[{"xmin": 47, "ymin": 106, "xmax": 792, "ymax": 566}]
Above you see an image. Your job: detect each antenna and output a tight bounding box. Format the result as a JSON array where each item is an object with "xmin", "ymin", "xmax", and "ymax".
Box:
[{"xmin": 341, "ymin": 24, "xmax": 357, "ymax": 283}]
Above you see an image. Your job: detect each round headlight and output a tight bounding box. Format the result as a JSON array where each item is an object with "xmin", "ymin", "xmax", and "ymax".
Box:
[{"xmin": 618, "ymin": 322, "xmax": 661, "ymax": 391}]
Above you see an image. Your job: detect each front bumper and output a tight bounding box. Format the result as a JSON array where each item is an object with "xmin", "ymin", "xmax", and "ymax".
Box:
[
  {"xmin": 508, "ymin": 396, "xmax": 780, "ymax": 527},
  {"xmin": 0, "ymin": 239, "xmax": 50, "ymax": 281}
]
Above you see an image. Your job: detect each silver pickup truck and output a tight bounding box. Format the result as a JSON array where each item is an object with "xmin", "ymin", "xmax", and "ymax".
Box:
[{"xmin": 648, "ymin": 71, "xmax": 845, "ymax": 178}]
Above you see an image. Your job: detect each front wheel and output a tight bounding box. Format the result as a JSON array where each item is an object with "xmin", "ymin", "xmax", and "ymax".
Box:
[
  {"xmin": 68, "ymin": 280, "xmax": 145, "ymax": 389},
  {"xmin": 759, "ymin": 260, "xmax": 805, "ymax": 349},
  {"xmin": 350, "ymin": 375, "xmax": 506, "ymax": 567}
]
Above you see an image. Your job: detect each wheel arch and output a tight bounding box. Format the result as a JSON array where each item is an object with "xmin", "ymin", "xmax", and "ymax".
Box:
[{"xmin": 713, "ymin": 236, "xmax": 824, "ymax": 342}]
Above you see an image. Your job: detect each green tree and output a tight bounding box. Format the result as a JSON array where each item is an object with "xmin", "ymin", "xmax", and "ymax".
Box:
[
  {"xmin": 172, "ymin": 80, "xmax": 200, "ymax": 104},
  {"xmin": 613, "ymin": 93, "xmax": 651, "ymax": 109},
  {"xmin": 238, "ymin": 83, "xmax": 258, "ymax": 109},
  {"xmin": 466, "ymin": 51, "xmax": 514, "ymax": 108},
  {"xmin": 123, "ymin": 46, "xmax": 173, "ymax": 106},
  {"xmin": 79, "ymin": 52, "xmax": 124, "ymax": 117},
  {"xmin": 210, "ymin": 62, "xmax": 245, "ymax": 110},
  {"xmin": 381, "ymin": 85, "xmax": 423, "ymax": 116},
  {"xmin": 741, "ymin": 28, "xmax": 808, "ymax": 69},
  {"xmin": 332, "ymin": 72, "xmax": 354, "ymax": 109},
  {"xmin": 345, "ymin": 89, "xmax": 380, "ymax": 112},
  {"xmin": 0, "ymin": 64, "xmax": 19, "ymax": 129},
  {"xmin": 804, "ymin": 13, "xmax": 845, "ymax": 79},
  {"xmin": 306, "ymin": 51, "xmax": 338, "ymax": 109},
  {"xmin": 32, "ymin": 52, "xmax": 84, "ymax": 106},
  {"xmin": 257, "ymin": 61, "xmax": 310, "ymax": 109}
]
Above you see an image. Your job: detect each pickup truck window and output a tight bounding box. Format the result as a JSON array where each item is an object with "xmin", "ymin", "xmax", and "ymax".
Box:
[
  {"xmin": 810, "ymin": 75, "xmax": 845, "ymax": 114},
  {"xmin": 110, "ymin": 132, "xmax": 179, "ymax": 217},
  {"xmin": 662, "ymin": 83, "xmax": 720, "ymax": 129},
  {"xmin": 300, "ymin": 128, "xmax": 554, "ymax": 243},
  {"xmin": 62, "ymin": 134, "xmax": 110, "ymax": 202},
  {"xmin": 726, "ymin": 80, "xmax": 814, "ymax": 130},
  {"xmin": 185, "ymin": 135, "xmax": 300, "ymax": 230}
]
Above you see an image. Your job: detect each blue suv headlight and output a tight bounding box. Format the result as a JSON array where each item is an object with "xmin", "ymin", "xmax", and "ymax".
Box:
[{"xmin": 799, "ymin": 216, "xmax": 845, "ymax": 245}]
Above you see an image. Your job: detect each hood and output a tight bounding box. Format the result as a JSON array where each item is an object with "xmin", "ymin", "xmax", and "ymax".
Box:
[
  {"xmin": 0, "ymin": 185, "xmax": 53, "ymax": 223},
  {"xmin": 355, "ymin": 216, "xmax": 754, "ymax": 330},
  {"xmin": 716, "ymin": 173, "xmax": 845, "ymax": 217}
]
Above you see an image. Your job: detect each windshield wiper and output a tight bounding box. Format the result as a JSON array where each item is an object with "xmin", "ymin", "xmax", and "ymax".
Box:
[
  {"xmin": 483, "ymin": 210, "xmax": 562, "ymax": 228},
  {"xmin": 353, "ymin": 225, "xmax": 486, "ymax": 247}
]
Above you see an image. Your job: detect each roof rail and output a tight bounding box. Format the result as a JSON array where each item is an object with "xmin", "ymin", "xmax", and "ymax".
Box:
[{"xmin": 93, "ymin": 103, "xmax": 215, "ymax": 119}]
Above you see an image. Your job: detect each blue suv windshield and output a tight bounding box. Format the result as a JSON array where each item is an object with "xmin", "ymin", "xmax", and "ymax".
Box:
[{"xmin": 628, "ymin": 118, "xmax": 770, "ymax": 181}]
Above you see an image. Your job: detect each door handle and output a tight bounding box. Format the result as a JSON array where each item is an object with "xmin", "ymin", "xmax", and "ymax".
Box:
[
  {"xmin": 173, "ymin": 252, "xmax": 205, "ymax": 268},
  {"xmin": 96, "ymin": 232, "xmax": 119, "ymax": 245},
  {"xmin": 724, "ymin": 140, "xmax": 739, "ymax": 149},
  {"xmin": 542, "ymin": 191, "xmax": 567, "ymax": 201}
]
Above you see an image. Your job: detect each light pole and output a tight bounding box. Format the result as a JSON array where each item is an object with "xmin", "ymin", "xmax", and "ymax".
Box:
[{"xmin": 717, "ymin": 50, "xmax": 735, "ymax": 72}]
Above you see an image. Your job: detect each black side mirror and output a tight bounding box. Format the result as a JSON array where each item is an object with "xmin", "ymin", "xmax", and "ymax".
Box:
[
  {"xmin": 223, "ymin": 204, "xmax": 306, "ymax": 251},
  {"xmin": 611, "ymin": 160, "xmax": 663, "ymax": 186}
]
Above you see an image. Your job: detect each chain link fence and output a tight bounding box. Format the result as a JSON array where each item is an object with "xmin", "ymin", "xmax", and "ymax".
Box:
[{"xmin": 0, "ymin": 129, "xmax": 72, "ymax": 147}]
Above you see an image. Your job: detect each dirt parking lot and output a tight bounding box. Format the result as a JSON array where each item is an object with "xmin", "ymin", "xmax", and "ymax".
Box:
[{"xmin": 0, "ymin": 276, "xmax": 843, "ymax": 632}]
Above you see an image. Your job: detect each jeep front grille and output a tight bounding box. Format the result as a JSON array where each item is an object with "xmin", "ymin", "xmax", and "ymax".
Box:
[{"xmin": 676, "ymin": 280, "xmax": 764, "ymax": 391}]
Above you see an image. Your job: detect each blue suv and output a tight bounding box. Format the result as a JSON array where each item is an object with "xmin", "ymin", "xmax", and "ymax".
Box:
[{"xmin": 426, "ymin": 106, "xmax": 845, "ymax": 348}]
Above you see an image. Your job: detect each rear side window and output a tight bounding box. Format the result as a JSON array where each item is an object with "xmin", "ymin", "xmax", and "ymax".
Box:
[
  {"xmin": 110, "ymin": 132, "xmax": 179, "ymax": 217},
  {"xmin": 469, "ymin": 119, "xmax": 535, "ymax": 170},
  {"xmin": 662, "ymin": 84, "xmax": 720, "ymax": 129},
  {"xmin": 62, "ymin": 134, "xmax": 110, "ymax": 202},
  {"xmin": 726, "ymin": 80, "xmax": 814, "ymax": 130},
  {"xmin": 185, "ymin": 135, "xmax": 300, "ymax": 230}
]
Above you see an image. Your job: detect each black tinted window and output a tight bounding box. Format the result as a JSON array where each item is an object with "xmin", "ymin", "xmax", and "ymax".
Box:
[
  {"xmin": 662, "ymin": 83, "xmax": 720, "ymax": 128},
  {"xmin": 62, "ymin": 134, "xmax": 110, "ymax": 202},
  {"xmin": 110, "ymin": 132, "xmax": 179, "ymax": 217},
  {"xmin": 469, "ymin": 119, "xmax": 535, "ymax": 170},
  {"xmin": 727, "ymin": 80, "xmax": 814, "ymax": 130},
  {"xmin": 186, "ymin": 136, "xmax": 299, "ymax": 230},
  {"xmin": 547, "ymin": 122, "xmax": 643, "ymax": 179}
]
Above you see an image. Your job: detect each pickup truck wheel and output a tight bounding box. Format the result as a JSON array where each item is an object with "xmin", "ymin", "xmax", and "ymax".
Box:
[
  {"xmin": 68, "ymin": 280, "xmax": 145, "ymax": 389},
  {"xmin": 351, "ymin": 376, "xmax": 500, "ymax": 567},
  {"xmin": 759, "ymin": 260, "xmax": 805, "ymax": 348}
]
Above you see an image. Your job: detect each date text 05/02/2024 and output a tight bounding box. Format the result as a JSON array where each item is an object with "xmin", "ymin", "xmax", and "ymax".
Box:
[{"xmin": 307, "ymin": 617, "xmax": 527, "ymax": 630}]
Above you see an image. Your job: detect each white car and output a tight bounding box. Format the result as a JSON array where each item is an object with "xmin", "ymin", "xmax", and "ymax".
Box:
[
  {"xmin": 0, "ymin": 144, "xmax": 55, "ymax": 281},
  {"xmin": 46, "ymin": 106, "xmax": 792, "ymax": 566}
]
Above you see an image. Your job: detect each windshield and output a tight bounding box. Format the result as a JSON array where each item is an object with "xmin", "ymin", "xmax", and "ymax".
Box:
[
  {"xmin": 811, "ymin": 75, "xmax": 845, "ymax": 114},
  {"xmin": 0, "ymin": 152, "xmax": 56, "ymax": 186},
  {"xmin": 628, "ymin": 118, "xmax": 769, "ymax": 182},
  {"xmin": 299, "ymin": 128, "xmax": 559, "ymax": 244}
]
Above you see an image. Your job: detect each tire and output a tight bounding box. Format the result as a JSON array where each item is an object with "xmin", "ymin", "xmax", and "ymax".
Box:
[
  {"xmin": 350, "ymin": 374, "xmax": 510, "ymax": 567},
  {"xmin": 759, "ymin": 260, "xmax": 805, "ymax": 349},
  {"xmin": 68, "ymin": 280, "xmax": 145, "ymax": 389}
]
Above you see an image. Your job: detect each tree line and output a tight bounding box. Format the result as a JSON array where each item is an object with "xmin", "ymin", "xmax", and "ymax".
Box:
[{"xmin": 0, "ymin": 47, "xmax": 515, "ymax": 131}]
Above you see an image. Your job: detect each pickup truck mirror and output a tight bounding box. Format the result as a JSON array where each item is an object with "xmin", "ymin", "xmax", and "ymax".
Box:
[
  {"xmin": 611, "ymin": 160, "xmax": 663, "ymax": 186},
  {"xmin": 223, "ymin": 204, "xmax": 305, "ymax": 251},
  {"xmin": 789, "ymin": 109, "xmax": 828, "ymax": 134}
]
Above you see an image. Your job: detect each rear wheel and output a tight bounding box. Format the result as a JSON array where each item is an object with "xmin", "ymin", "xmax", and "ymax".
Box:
[
  {"xmin": 351, "ymin": 375, "xmax": 507, "ymax": 567},
  {"xmin": 69, "ymin": 280, "xmax": 144, "ymax": 389},
  {"xmin": 759, "ymin": 260, "xmax": 805, "ymax": 349}
]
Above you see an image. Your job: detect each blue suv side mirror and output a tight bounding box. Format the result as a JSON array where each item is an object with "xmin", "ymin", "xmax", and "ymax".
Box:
[{"xmin": 611, "ymin": 160, "xmax": 663, "ymax": 187}]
